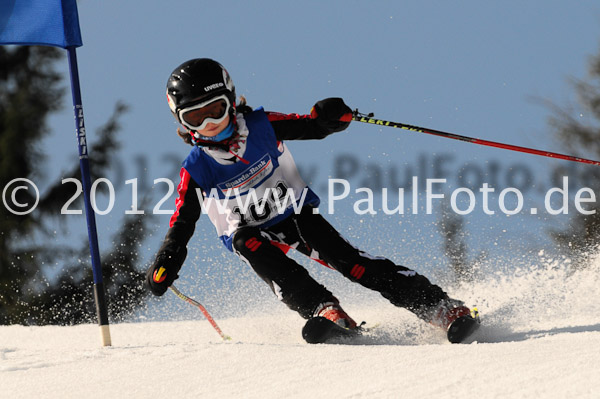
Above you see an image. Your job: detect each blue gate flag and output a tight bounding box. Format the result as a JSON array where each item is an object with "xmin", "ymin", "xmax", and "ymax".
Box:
[{"xmin": 0, "ymin": 0, "xmax": 82, "ymax": 48}]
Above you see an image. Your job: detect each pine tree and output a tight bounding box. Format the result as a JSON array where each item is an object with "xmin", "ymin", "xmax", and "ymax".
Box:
[
  {"xmin": 437, "ymin": 200, "xmax": 486, "ymax": 282},
  {"xmin": 0, "ymin": 46, "xmax": 151, "ymax": 324},
  {"xmin": 549, "ymin": 45, "xmax": 600, "ymax": 268}
]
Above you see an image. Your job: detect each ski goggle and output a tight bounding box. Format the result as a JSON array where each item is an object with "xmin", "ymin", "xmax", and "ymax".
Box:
[{"xmin": 178, "ymin": 94, "xmax": 231, "ymax": 131}]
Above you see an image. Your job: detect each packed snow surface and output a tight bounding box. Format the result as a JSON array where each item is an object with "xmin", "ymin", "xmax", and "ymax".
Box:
[{"xmin": 2, "ymin": 257, "xmax": 600, "ymax": 398}]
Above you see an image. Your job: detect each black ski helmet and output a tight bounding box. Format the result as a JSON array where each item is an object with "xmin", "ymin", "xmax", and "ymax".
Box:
[{"xmin": 166, "ymin": 58, "xmax": 236, "ymax": 128}]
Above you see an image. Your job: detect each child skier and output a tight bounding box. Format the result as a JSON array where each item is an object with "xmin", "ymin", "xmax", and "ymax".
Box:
[{"xmin": 146, "ymin": 58, "xmax": 477, "ymax": 343}]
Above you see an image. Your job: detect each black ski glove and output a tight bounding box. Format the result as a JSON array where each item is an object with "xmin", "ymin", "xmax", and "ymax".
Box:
[
  {"xmin": 310, "ymin": 97, "xmax": 353, "ymax": 133},
  {"xmin": 145, "ymin": 249, "xmax": 186, "ymax": 296}
]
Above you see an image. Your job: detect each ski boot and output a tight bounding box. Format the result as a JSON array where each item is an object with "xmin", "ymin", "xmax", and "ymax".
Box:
[
  {"xmin": 302, "ymin": 300, "xmax": 359, "ymax": 344},
  {"xmin": 430, "ymin": 299, "xmax": 480, "ymax": 343}
]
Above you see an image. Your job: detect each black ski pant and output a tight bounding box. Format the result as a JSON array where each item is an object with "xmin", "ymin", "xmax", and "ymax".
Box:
[{"xmin": 232, "ymin": 206, "xmax": 448, "ymax": 321}]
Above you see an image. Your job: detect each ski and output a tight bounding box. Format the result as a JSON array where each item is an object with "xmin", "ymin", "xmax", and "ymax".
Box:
[
  {"xmin": 302, "ymin": 316, "xmax": 361, "ymax": 344},
  {"xmin": 447, "ymin": 307, "xmax": 480, "ymax": 344},
  {"xmin": 303, "ymin": 309, "xmax": 480, "ymax": 344}
]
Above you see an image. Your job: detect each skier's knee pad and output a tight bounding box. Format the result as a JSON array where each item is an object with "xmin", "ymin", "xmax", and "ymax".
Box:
[{"xmin": 232, "ymin": 227, "xmax": 264, "ymax": 255}]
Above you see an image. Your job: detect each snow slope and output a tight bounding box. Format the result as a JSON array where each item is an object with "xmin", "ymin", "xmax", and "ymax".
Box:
[{"xmin": 2, "ymin": 258, "xmax": 600, "ymax": 399}]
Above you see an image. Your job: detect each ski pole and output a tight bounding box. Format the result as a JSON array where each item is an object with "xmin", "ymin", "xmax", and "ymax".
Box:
[
  {"xmin": 350, "ymin": 110, "xmax": 600, "ymax": 166},
  {"xmin": 169, "ymin": 285, "xmax": 231, "ymax": 341}
]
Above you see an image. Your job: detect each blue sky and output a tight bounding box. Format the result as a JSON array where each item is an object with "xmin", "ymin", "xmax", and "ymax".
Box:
[{"xmin": 34, "ymin": 1, "xmax": 600, "ymax": 306}]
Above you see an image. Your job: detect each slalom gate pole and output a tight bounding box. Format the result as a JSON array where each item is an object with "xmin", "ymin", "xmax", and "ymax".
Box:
[
  {"xmin": 67, "ymin": 46, "xmax": 111, "ymax": 347},
  {"xmin": 169, "ymin": 286, "xmax": 231, "ymax": 341},
  {"xmin": 351, "ymin": 110, "xmax": 600, "ymax": 166}
]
